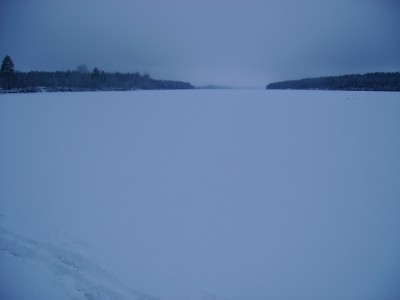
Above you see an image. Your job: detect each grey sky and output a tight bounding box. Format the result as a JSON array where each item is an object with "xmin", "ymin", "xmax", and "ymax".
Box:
[{"xmin": 0, "ymin": 0, "xmax": 399, "ymax": 87}]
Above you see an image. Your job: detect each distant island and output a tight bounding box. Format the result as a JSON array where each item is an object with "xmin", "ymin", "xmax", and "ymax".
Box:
[
  {"xmin": 266, "ymin": 72, "xmax": 400, "ymax": 91},
  {"xmin": 0, "ymin": 55, "xmax": 194, "ymax": 92}
]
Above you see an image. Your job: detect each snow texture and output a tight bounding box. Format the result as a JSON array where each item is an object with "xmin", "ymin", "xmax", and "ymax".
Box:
[
  {"xmin": 0, "ymin": 226, "xmax": 158, "ymax": 300},
  {"xmin": 1, "ymin": 90, "xmax": 400, "ymax": 300}
]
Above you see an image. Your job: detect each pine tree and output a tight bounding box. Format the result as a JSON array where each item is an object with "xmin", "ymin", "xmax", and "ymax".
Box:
[{"xmin": 1, "ymin": 55, "xmax": 15, "ymax": 90}]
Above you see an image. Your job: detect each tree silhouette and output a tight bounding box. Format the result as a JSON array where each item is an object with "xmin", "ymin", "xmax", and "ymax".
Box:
[{"xmin": 1, "ymin": 55, "xmax": 15, "ymax": 90}]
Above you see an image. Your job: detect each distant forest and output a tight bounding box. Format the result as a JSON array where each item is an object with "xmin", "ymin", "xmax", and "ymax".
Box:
[
  {"xmin": 266, "ymin": 72, "xmax": 400, "ymax": 91},
  {"xmin": 0, "ymin": 55, "xmax": 194, "ymax": 92}
]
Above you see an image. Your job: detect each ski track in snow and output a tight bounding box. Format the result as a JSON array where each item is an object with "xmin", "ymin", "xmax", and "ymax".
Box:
[
  {"xmin": 0, "ymin": 226, "xmax": 158, "ymax": 300},
  {"xmin": 0, "ymin": 226, "xmax": 225, "ymax": 300}
]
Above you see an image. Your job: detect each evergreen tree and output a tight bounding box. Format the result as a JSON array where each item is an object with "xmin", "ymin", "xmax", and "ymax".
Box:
[
  {"xmin": 1, "ymin": 55, "xmax": 15, "ymax": 90},
  {"xmin": 91, "ymin": 67, "xmax": 101, "ymax": 89}
]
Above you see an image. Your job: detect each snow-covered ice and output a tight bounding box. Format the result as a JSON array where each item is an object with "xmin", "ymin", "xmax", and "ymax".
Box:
[
  {"xmin": 0, "ymin": 226, "xmax": 158, "ymax": 300},
  {"xmin": 1, "ymin": 90, "xmax": 400, "ymax": 300}
]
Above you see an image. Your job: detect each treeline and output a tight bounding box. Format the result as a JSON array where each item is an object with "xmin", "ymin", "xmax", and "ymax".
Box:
[
  {"xmin": 0, "ymin": 55, "xmax": 194, "ymax": 92},
  {"xmin": 7, "ymin": 70, "xmax": 194, "ymax": 91},
  {"xmin": 266, "ymin": 72, "xmax": 400, "ymax": 91},
  {"xmin": 2, "ymin": 69, "xmax": 194, "ymax": 92}
]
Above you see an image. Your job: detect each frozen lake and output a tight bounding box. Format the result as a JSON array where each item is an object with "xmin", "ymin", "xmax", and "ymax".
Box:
[{"xmin": 1, "ymin": 90, "xmax": 400, "ymax": 300}]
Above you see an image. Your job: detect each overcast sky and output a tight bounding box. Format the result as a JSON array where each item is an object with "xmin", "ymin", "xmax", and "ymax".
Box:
[{"xmin": 1, "ymin": 0, "xmax": 399, "ymax": 87}]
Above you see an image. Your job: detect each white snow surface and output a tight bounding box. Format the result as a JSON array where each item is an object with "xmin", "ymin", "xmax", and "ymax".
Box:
[{"xmin": 0, "ymin": 90, "xmax": 400, "ymax": 300}]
